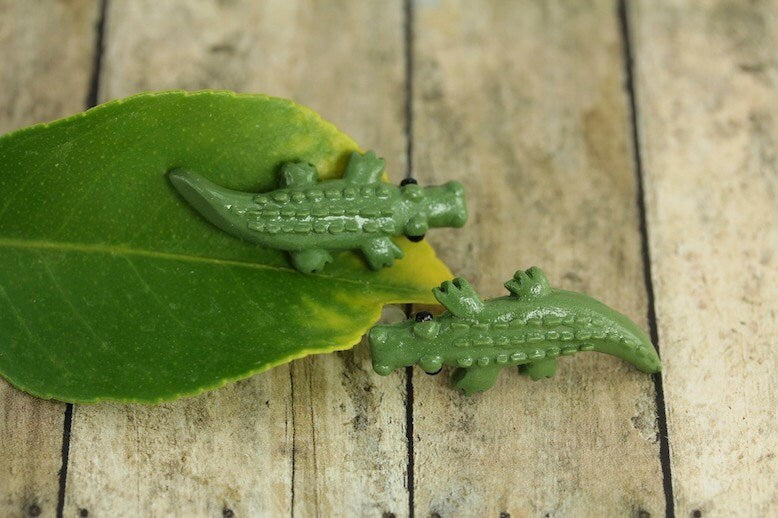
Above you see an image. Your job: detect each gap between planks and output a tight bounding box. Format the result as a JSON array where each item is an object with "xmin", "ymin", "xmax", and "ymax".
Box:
[
  {"xmin": 57, "ymin": 1, "xmax": 109, "ymax": 517},
  {"xmin": 403, "ymin": 0, "xmax": 416, "ymax": 517},
  {"xmin": 617, "ymin": 1, "xmax": 675, "ymax": 517}
]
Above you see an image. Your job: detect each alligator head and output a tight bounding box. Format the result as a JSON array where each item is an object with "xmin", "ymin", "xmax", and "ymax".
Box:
[
  {"xmin": 368, "ymin": 311, "xmax": 443, "ymax": 375},
  {"xmin": 399, "ymin": 179, "xmax": 468, "ymax": 241}
]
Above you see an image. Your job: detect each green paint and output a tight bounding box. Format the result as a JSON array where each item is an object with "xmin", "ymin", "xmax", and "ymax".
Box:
[
  {"xmin": 169, "ymin": 151, "xmax": 467, "ymax": 272},
  {"xmin": 368, "ymin": 267, "xmax": 661, "ymax": 395},
  {"xmin": 0, "ymin": 90, "xmax": 455, "ymax": 403}
]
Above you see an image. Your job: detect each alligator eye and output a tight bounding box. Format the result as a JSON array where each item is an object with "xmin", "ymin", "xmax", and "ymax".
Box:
[
  {"xmin": 400, "ymin": 177, "xmax": 418, "ymax": 186},
  {"xmin": 415, "ymin": 311, "xmax": 433, "ymax": 322},
  {"xmin": 407, "ymin": 234, "xmax": 425, "ymax": 242}
]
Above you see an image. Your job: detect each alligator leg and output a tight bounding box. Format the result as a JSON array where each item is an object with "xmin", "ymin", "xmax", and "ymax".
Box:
[
  {"xmin": 452, "ymin": 365, "xmax": 500, "ymax": 395},
  {"xmin": 289, "ymin": 249, "xmax": 333, "ymax": 273},
  {"xmin": 519, "ymin": 358, "xmax": 557, "ymax": 380},
  {"xmin": 361, "ymin": 237, "xmax": 404, "ymax": 269}
]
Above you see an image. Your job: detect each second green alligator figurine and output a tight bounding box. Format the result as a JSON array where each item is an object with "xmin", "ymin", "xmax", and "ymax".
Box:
[
  {"xmin": 369, "ymin": 267, "xmax": 661, "ymax": 395},
  {"xmin": 169, "ymin": 151, "xmax": 467, "ymax": 273}
]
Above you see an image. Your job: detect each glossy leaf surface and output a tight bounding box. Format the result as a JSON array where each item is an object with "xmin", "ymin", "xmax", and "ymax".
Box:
[{"xmin": 0, "ymin": 91, "xmax": 453, "ymax": 402}]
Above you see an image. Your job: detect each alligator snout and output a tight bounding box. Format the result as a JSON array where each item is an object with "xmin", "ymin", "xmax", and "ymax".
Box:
[
  {"xmin": 443, "ymin": 181, "xmax": 468, "ymax": 227},
  {"xmin": 368, "ymin": 326, "xmax": 388, "ymax": 346},
  {"xmin": 368, "ymin": 326, "xmax": 393, "ymax": 375},
  {"xmin": 424, "ymin": 181, "xmax": 468, "ymax": 229}
]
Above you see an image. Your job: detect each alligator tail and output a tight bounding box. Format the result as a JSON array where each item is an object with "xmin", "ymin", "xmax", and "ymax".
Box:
[
  {"xmin": 168, "ymin": 168, "xmax": 256, "ymax": 241},
  {"xmin": 561, "ymin": 291, "xmax": 661, "ymax": 373},
  {"xmin": 506, "ymin": 268, "xmax": 660, "ymax": 373},
  {"xmin": 590, "ymin": 330, "xmax": 661, "ymax": 373}
]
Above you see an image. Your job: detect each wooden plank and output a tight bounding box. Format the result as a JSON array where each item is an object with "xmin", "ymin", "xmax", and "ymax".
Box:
[
  {"xmin": 0, "ymin": 1, "xmax": 101, "ymax": 517},
  {"xmin": 0, "ymin": 0, "xmax": 100, "ymax": 134},
  {"xmin": 410, "ymin": 1, "xmax": 665, "ymax": 515},
  {"xmin": 630, "ymin": 1, "xmax": 778, "ymax": 515},
  {"xmin": 63, "ymin": 1, "xmax": 409, "ymax": 516}
]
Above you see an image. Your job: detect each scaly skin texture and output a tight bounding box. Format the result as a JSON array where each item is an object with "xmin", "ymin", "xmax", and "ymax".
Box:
[
  {"xmin": 368, "ymin": 267, "xmax": 661, "ymax": 395},
  {"xmin": 168, "ymin": 151, "xmax": 467, "ymax": 273}
]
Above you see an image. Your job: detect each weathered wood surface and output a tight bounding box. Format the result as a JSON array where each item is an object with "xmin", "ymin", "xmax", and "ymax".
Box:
[
  {"xmin": 0, "ymin": 1, "xmax": 100, "ymax": 517},
  {"xmin": 63, "ymin": 1, "xmax": 409, "ymax": 516},
  {"xmin": 630, "ymin": 1, "xmax": 778, "ymax": 515},
  {"xmin": 411, "ymin": 1, "xmax": 664, "ymax": 515},
  {"xmin": 1, "ymin": 0, "xmax": 777, "ymax": 516}
]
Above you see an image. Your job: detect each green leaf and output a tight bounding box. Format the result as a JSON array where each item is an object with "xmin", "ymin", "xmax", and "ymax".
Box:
[{"xmin": 0, "ymin": 91, "xmax": 453, "ymax": 403}]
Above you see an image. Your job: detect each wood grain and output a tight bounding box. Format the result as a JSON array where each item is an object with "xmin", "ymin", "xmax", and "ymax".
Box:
[
  {"xmin": 630, "ymin": 1, "xmax": 778, "ymax": 515},
  {"xmin": 0, "ymin": 1, "xmax": 100, "ymax": 516},
  {"xmin": 63, "ymin": 1, "xmax": 410, "ymax": 516},
  {"xmin": 410, "ymin": 0, "xmax": 665, "ymax": 515},
  {"xmin": 4, "ymin": 0, "xmax": 775, "ymax": 515}
]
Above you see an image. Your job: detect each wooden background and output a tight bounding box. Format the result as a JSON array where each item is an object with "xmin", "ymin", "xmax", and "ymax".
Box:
[{"xmin": 1, "ymin": 0, "xmax": 776, "ymax": 516}]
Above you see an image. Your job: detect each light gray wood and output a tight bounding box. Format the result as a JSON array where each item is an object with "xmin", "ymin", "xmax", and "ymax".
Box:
[
  {"xmin": 0, "ymin": 0, "xmax": 100, "ymax": 135},
  {"xmin": 410, "ymin": 0, "xmax": 665, "ymax": 515},
  {"xmin": 0, "ymin": 1, "xmax": 101, "ymax": 516},
  {"xmin": 631, "ymin": 1, "xmax": 778, "ymax": 515},
  {"xmin": 5, "ymin": 0, "xmax": 777, "ymax": 515},
  {"xmin": 63, "ymin": 1, "xmax": 410, "ymax": 516}
]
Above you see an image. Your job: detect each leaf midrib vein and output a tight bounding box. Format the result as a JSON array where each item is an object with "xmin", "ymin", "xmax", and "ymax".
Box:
[{"xmin": 0, "ymin": 237, "xmax": 423, "ymax": 294}]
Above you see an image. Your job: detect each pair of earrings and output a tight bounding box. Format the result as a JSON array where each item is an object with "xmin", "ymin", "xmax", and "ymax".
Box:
[{"xmin": 170, "ymin": 151, "xmax": 660, "ymax": 394}]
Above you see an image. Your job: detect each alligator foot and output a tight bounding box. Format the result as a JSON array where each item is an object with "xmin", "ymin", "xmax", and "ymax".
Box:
[
  {"xmin": 361, "ymin": 237, "xmax": 404, "ymax": 269},
  {"xmin": 290, "ymin": 249, "xmax": 333, "ymax": 273},
  {"xmin": 343, "ymin": 150, "xmax": 385, "ymax": 184},
  {"xmin": 433, "ymin": 277, "xmax": 485, "ymax": 318},
  {"xmin": 452, "ymin": 365, "xmax": 500, "ymax": 395},
  {"xmin": 519, "ymin": 358, "xmax": 557, "ymax": 380}
]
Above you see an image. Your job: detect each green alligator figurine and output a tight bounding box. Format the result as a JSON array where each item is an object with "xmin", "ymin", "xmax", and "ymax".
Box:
[
  {"xmin": 368, "ymin": 267, "xmax": 661, "ymax": 395},
  {"xmin": 168, "ymin": 151, "xmax": 467, "ymax": 273}
]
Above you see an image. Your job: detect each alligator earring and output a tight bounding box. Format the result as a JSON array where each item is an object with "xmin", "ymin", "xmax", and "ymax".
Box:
[
  {"xmin": 368, "ymin": 267, "xmax": 661, "ymax": 395},
  {"xmin": 168, "ymin": 151, "xmax": 468, "ymax": 273}
]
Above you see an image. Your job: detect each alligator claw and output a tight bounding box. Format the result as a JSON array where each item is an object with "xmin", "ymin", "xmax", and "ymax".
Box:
[
  {"xmin": 433, "ymin": 277, "xmax": 484, "ymax": 319},
  {"xmin": 505, "ymin": 266, "xmax": 551, "ymax": 300}
]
